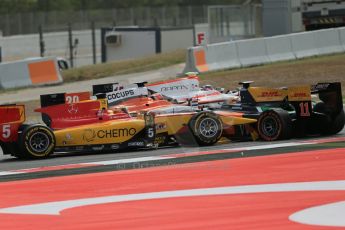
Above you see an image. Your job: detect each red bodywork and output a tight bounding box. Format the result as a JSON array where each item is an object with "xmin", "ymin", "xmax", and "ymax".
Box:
[
  {"xmin": 35, "ymin": 100, "xmax": 131, "ymax": 130},
  {"xmin": 0, "ymin": 105, "xmax": 25, "ymax": 143},
  {"xmin": 115, "ymin": 97, "xmax": 173, "ymax": 113}
]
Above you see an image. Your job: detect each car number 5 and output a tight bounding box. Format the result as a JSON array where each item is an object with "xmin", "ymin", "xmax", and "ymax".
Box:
[
  {"xmin": 148, "ymin": 128, "xmax": 154, "ymax": 138},
  {"xmin": 2, "ymin": 124, "xmax": 11, "ymax": 139}
]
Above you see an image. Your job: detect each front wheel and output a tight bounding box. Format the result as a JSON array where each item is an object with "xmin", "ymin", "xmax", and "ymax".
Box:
[
  {"xmin": 189, "ymin": 112, "xmax": 223, "ymax": 146},
  {"xmin": 257, "ymin": 109, "xmax": 292, "ymax": 141},
  {"xmin": 19, "ymin": 124, "xmax": 55, "ymax": 159}
]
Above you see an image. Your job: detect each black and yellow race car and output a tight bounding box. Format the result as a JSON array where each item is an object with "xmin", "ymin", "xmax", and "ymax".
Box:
[{"xmin": 220, "ymin": 82, "xmax": 345, "ymax": 141}]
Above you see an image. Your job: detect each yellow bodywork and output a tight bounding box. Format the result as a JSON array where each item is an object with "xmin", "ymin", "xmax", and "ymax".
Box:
[
  {"xmin": 249, "ymin": 87, "xmax": 287, "ymax": 102},
  {"xmin": 154, "ymin": 111, "xmax": 257, "ymax": 136},
  {"xmin": 287, "ymin": 86, "xmax": 312, "ymax": 101},
  {"xmin": 249, "ymin": 85, "xmax": 311, "ymax": 102},
  {"xmin": 54, "ymin": 119, "xmax": 145, "ymax": 147},
  {"xmin": 155, "ymin": 113, "xmax": 193, "ymax": 135},
  {"xmin": 215, "ymin": 111, "xmax": 257, "ymax": 126}
]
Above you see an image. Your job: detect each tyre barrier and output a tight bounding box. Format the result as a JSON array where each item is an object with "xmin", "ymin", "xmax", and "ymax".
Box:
[
  {"xmin": 183, "ymin": 27, "xmax": 345, "ymax": 74},
  {"xmin": 0, "ymin": 57, "xmax": 63, "ymax": 90}
]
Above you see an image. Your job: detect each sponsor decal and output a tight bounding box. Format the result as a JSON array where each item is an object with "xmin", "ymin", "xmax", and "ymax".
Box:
[
  {"xmin": 160, "ymin": 85, "xmax": 188, "ymax": 92},
  {"xmin": 97, "ymin": 128, "xmax": 136, "ymax": 138},
  {"xmin": 312, "ymin": 83, "xmax": 330, "ymax": 90},
  {"xmin": 106, "ymin": 87, "xmax": 148, "ymax": 104},
  {"xmin": 67, "ymin": 104, "xmax": 78, "ymax": 114},
  {"xmin": 155, "ymin": 123, "xmax": 167, "ymax": 130},
  {"xmin": 259, "ymin": 91, "xmax": 282, "ymax": 97},
  {"xmin": 83, "ymin": 128, "xmax": 136, "ymax": 142},
  {"xmin": 65, "ymin": 133, "xmax": 72, "ymax": 140},
  {"xmin": 75, "ymin": 146, "xmax": 84, "ymax": 151},
  {"xmin": 110, "ymin": 144, "xmax": 120, "ymax": 150},
  {"xmin": 292, "ymin": 92, "xmax": 307, "ymax": 97},
  {"xmin": 128, "ymin": 142, "xmax": 145, "ymax": 147},
  {"xmin": 92, "ymin": 145, "xmax": 104, "ymax": 151},
  {"xmin": 107, "ymin": 90, "xmax": 135, "ymax": 101},
  {"xmin": 83, "ymin": 129, "xmax": 96, "ymax": 142},
  {"xmin": 154, "ymin": 136, "xmax": 166, "ymax": 144}
]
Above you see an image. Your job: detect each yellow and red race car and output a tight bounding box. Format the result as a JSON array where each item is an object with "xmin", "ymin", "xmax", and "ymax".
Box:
[
  {"xmin": 0, "ymin": 94, "xmax": 257, "ymax": 159},
  {"xmin": 0, "ymin": 100, "xmax": 156, "ymax": 159}
]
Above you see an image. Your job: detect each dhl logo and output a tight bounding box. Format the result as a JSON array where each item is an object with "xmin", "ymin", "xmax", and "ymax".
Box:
[
  {"xmin": 260, "ymin": 91, "xmax": 282, "ymax": 97},
  {"xmin": 291, "ymin": 92, "xmax": 307, "ymax": 97}
]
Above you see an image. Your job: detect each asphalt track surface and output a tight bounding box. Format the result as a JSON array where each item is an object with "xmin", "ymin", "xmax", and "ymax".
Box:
[
  {"xmin": 0, "ymin": 128, "xmax": 344, "ymax": 178},
  {"xmin": 0, "ymin": 127, "xmax": 344, "ymax": 229},
  {"xmin": 0, "ymin": 136, "xmax": 345, "ymax": 229}
]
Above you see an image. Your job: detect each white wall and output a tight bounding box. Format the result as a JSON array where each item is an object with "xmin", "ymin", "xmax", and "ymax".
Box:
[
  {"xmin": 105, "ymin": 28, "xmax": 195, "ymax": 62},
  {"xmin": 0, "ymin": 30, "xmax": 101, "ymax": 67},
  {"xmin": 106, "ymin": 31, "xmax": 157, "ymax": 62},
  {"xmin": 161, "ymin": 28, "xmax": 194, "ymax": 52}
]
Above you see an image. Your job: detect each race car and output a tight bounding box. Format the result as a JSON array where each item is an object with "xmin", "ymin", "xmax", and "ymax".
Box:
[
  {"xmin": 92, "ymin": 75, "xmax": 239, "ymax": 109},
  {"xmin": 220, "ymin": 81, "xmax": 345, "ymax": 140},
  {"xmin": 35, "ymin": 92, "xmax": 258, "ymax": 151},
  {"xmin": 146, "ymin": 74, "xmax": 239, "ymax": 107},
  {"xmin": 61, "ymin": 79, "xmax": 344, "ymax": 143},
  {"xmin": 0, "ymin": 99, "xmax": 157, "ymax": 159}
]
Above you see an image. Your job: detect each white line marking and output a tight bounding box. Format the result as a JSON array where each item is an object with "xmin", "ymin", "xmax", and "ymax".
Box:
[
  {"xmin": 1, "ymin": 180, "xmax": 344, "ymax": 215},
  {"xmin": 80, "ymin": 156, "xmax": 173, "ymax": 166},
  {"xmin": 225, "ymin": 142, "xmax": 313, "ymax": 152},
  {"xmin": 290, "ymin": 201, "xmax": 345, "ymax": 227},
  {"xmin": 0, "ymin": 171, "xmax": 25, "ymax": 176}
]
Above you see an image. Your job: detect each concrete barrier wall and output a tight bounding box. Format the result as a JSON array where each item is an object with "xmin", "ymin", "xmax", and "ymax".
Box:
[
  {"xmin": 290, "ymin": 32, "xmax": 318, "ymax": 59},
  {"xmin": 314, "ymin": 28, "xmax": 344, "ymax": 55},
  {"xmin": 236, "ymin": 38, "xmax": 270, "ymax": 67},
  {"xmin": 339, "ymin": 27, "xmax": 345, "ymax": 50},
  {"xmin": 206, "ymin": 42, "xmax": 241, "ymax": 71},
  {"xmin": 183, "ymin": 27, "xmax": 345, "ymax": 74},
  {"xmin": 0, "ymin": 57, "xmax": 63, "ymax": 89},
  {"xmin": 265, "ymin": 35, "xmax": 295, "ymax": 62}
]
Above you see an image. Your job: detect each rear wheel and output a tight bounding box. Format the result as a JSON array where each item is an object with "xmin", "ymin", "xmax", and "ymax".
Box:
[
  {"xmin": 257, "ymin": 109, "xmax": 292, "ymax": 141},
  {"xmin": 19, "ymin": 124, "xmax": 55, "ymax": 159},
  {"xmin": 189, "ymin": 112, "xmax": 223, "ymax": 146}
]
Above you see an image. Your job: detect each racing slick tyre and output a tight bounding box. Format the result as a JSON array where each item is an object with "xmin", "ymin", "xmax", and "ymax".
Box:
[
  {"xmin": 313, "ymin": 102, "xmax": 345, "ymax": 135},
  {"xmin": 189, "ymin": 112, "xmax": 223, "ymax": 146},
  {"xmin": 19, "ymin": 124, "xmax": 55, "ymax": 159},
  {"xmin": 257, "ymin": 109, "xmax": 292, "ymax": 141}
]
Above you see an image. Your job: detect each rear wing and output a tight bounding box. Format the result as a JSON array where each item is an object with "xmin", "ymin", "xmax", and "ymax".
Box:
[
  {"xmin": 147, "ymin": 76, "xmax": 200, "ymax": 100},
  {"xmin": 0, "ymin": 104, "xmax": 25, "ymax": 125},
  {"xmin": 311, "ymin": 82, "xmax": 343, "ymax": 114},
  {"xmin": 36, "ymin": 92, "xmax": 103, "ymax": 129},
  {"xmin": 92, "ymin": 82, "xmax": 149, "ymax": 106},
  {"xmin": 0, "ymin": 104, "xmax": 25, "ymax": 143},
  {"xmin": 40, "ymin": 92, "xmax": 91, "ymax": 108}
]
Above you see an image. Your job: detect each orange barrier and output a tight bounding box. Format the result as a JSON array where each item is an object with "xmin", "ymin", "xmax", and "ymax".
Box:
[{"xmin": 0, "ymin": 57, "xmax": 63, "ymax": 89}]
